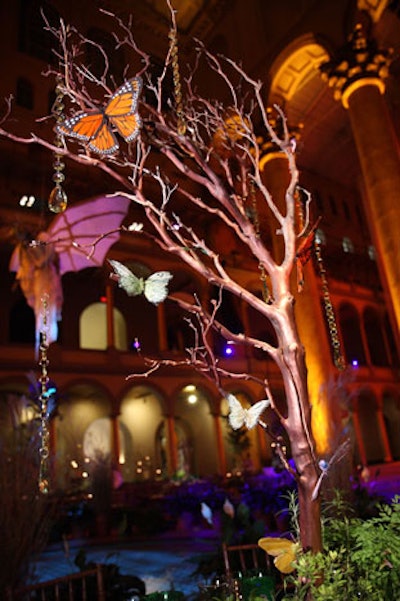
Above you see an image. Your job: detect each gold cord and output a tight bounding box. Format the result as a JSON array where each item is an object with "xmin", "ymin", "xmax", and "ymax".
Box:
[
  {"xmin": 169, "ymin": 28, "xmax": 186, "ymax": 135},
  {"xmin": 48, "ymin": 76, "xmax": 68, "ymax": 213},
  {"xmin": 38, "ymin": 296, "xmax": 50, "ymax": 494},
  {"xmin": 249, "ymin": 181, "xmax": 271, "ymax": 302},
  {"xmin": 314, "ymin": 241, "xmax": 346, "ymax": 370}
]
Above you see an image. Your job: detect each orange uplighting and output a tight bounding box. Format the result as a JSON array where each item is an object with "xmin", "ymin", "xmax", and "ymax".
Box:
[{"xmin": 341, "ymin": 77, "xmax": 385, "ymax": 109}]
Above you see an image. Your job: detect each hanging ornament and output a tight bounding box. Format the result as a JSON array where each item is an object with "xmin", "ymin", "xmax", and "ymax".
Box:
[
  {"xmin": 169, "ymin": 26, "xmax": 186, "ymax": 135},
  {"xmin": 314, "ymin": 240, "xmax": 346, "ymax": 371},
  {"xmin": 248, "ymin": 179, "xmax": 271, "ymax": 303},
  {"xmin": 49, "ymin": 76, "xmax": 68, "ymax": 213},
  {"xmin": 38, "ymin": 295, "xmax": 51, "ymax": 494}
]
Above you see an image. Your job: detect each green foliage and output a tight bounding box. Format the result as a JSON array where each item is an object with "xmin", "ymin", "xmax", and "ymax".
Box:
[{"xmin": 281, "ymin": 493, "xmax": 400, "ymax": 600}]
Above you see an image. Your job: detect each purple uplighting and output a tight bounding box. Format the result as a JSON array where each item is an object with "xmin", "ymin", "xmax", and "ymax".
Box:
[
  {"xmin": 132, "ymin": 337, "xmax": 141, "ymax": 351},
  {"xmin": 224, "ymin": 342, "xmax": 234, "ymax": 356}
]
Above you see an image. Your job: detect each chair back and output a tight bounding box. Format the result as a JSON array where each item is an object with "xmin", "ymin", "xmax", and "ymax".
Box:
[
  {"xmin": 222, "ymin": 542, "xmax": 271, "ymax": 577},
  {"xmin": 6, "ymin": 565, "xmax": 105, "ymax": 601}
]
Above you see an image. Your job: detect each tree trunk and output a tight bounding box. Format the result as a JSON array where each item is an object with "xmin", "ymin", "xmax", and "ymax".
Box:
[{"xmin": 278, "ymin": 298, "xmax": 322, "ymax": 552}]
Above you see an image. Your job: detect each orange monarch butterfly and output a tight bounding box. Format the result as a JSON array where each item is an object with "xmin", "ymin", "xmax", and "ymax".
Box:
[{"xmin": 57, "ymin": 77, "xmax": 142, "ymax": 156}]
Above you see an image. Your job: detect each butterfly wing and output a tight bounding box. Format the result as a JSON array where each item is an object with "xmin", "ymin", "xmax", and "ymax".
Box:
[
  {"xmin": 143, "ymin": 271, "xmax": 173, "ymax": 305},
  {"xmin": 57, "ymin": 112, "xmax": 104, "ymax": 142},
  {"xmin": 258, "ymin": 537, "xmax": 297, "ymax": 574},
  {"xmin": 274, "ymin": 550, "xmax": 297, "ymax": 574},
  {"xmin": 227, "ymin": 394, "xmax": 246, "ymax": 430},
  {"xmin": 109, "ymin": 260, "xmax": 144, "ymax": 296},
  {"xmin": 111, "ymin": 113, "xmax": 142, "ymax": 142},
  {"xmin": 57, "ymin": 111, "xmax": 119, "ymax": 155},
  {"xmin": 244, "ymin": 399, "xmax": 270, "ymax": 429},
  {"xmin": 106, "ymin": 77, "xmax": 142, "ymax": 143},
  {"xmin": 88, "ymin": 121, "xmax": 119, "ymax": 155}
]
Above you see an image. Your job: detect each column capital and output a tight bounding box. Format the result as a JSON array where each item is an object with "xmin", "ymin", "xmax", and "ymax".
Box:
[{"xmin": 320, "ymin": 24, "xmax": 393, "ymax": 108}]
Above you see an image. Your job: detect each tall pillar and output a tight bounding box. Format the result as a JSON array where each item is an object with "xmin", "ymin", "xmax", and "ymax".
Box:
[
  {"xmin": 166, "ymin": 414, "xmax": 178, "ymax": 474},
  {"xmin": 321, "ymin": 24, "xmax": 400, "ymax": 347},
  {"xmin": 256, "ymin": 422, "xmax": 269, "ymax": 465},
  {"xmin": 376, "ymin": 402, "xmax": 393, "ymax": 462},
  {"xmin": 157, "ymin": 303, "xmax": 168, "ymax": 352},
  {"xmin": 110, "ymin": 413, "xmax": 121, "ymax": 467},
  {"xmin": 259, "ymin": 138, "xmax": 336, "ymax": 453},
  {"xmin": 212, "ymin": 411, "xmax": 227, "ymax": 475},
  {"xmin": 105, "ymin": 281, "xmax": 115, "ymax": 349},
  {"xmin": 352, "ymin": 407, "xmax": 367, "ymax": 466}
]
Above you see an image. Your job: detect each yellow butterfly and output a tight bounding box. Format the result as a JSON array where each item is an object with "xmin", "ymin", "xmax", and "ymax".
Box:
[{"xmin": 258, "ymin": 537, "xmax": 299, "ymax": 574}]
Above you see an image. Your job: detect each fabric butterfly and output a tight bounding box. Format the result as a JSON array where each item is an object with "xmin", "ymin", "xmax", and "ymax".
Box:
[
  {"xmin": 258, "ymin": 537, "xmax": 299, "ymax": 574},
  {"xmin": 227, "ymin": 394, "xmax": 270, "ymax": 430},
  {"xmin": 295, "ymin": 216, "xmax": 321, "ymax": 292},
  {"xmin": 109, "ymin": 259, "xmax": 172, "ymax": 305},
  {"xmin": 57, "ymin": 77, "xmax": 142, "ymax": 156}
]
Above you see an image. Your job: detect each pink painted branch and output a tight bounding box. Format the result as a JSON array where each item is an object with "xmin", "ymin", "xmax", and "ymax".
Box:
[
  {"xmin": 0, "ymin": 127, "xmax": 138, "ymax": 193},
  {"xmin": 169, "ymin": 293, "xmax": 280, "ymax": 361}
]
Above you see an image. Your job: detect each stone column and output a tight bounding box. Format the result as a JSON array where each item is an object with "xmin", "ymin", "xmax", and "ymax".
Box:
[
  {"xmin": 105, "ymin": 281, "xmax": 115, "ymax": 349},
  {"xmin": 212, "ymin": 411, "xmax": 227, "ymax": 475},
  {"xmin": 157, "ymin": 303, "xmax": 168, "ymax": 352},
  {"xmin": 110, "ymin": 412, "xmax": 121, "ymax": 467},
  {"xmin": 166, "ymin": 414, "xmax": 178, "ymax": 474},
  {"xmin": 376, "ymin": 401, "xmax": 393, "ymax": 462},
  {"xmin": 321, "ymin": 24, "xmax": 400, "ymax": 347},
  {"xmin": 351, "ymin": 405, "xmax": 367, "ymax": 466}
]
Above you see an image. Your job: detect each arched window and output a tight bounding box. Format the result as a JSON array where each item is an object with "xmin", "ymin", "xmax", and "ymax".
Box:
[
  {"xmin": 16, "ymin": 77, "xmax": 34, "ymax": 109},
  {"xmin": 55, "ymin": 382, "xmax": 112, "ymax": 490},
  {"xmin": 210, "ymin": 286, "xmax": 244, "ymax": 357},
  {"xmin": 342, "ymin": 200, "xmax": 351, "ymax": 221},
  {"xmin": 328, "ymin": 194, "xmax": 338, "ymax": 215},
  {"xmin": 363, "ymin": 307, "xmax": 389, "ymax": 367},
  {"xmin": 175, "ymin": 385, "xmax": 217, "ymax": 477},
  {"xmin": 355, "ymin": 204, "xmax": 364, "ymax": 226},
  {"xmin": 119, "ymin": 385, "xmax": 165, "ymax": 482},
  {"xmin": 313, "ymin": 190, "xmax": 324, "ymax": 212},
  {"xmin": 338, "ymin": 303, "xmax": 366, "ymax": 366},
  {"xmin": 79, "ymin": 302, "xmax": 127, "ymax": 350}
]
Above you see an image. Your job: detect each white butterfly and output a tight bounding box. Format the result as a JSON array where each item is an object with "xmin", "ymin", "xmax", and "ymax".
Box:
[
  {"xmin": 227, "ymin": 394, "xmax": 270, "ymax": 430},
  {"xmin": 109, "ymin": 260, "xmax": 173, "ymax": 305}
]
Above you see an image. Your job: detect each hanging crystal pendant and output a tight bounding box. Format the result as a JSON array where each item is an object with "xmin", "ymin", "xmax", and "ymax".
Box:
[
  {"xmin": 48, "ymin": 184, "xmax": 68, "ymax": 213},
  {"xmin": 49, "ymin": 76, "xmax": 68, "ymax": 213}
]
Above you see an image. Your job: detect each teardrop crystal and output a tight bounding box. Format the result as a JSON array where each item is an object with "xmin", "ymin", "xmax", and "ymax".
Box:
[{"xmin": 48, "ymin": 185, "xmax": 68, "ymax": 213}]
